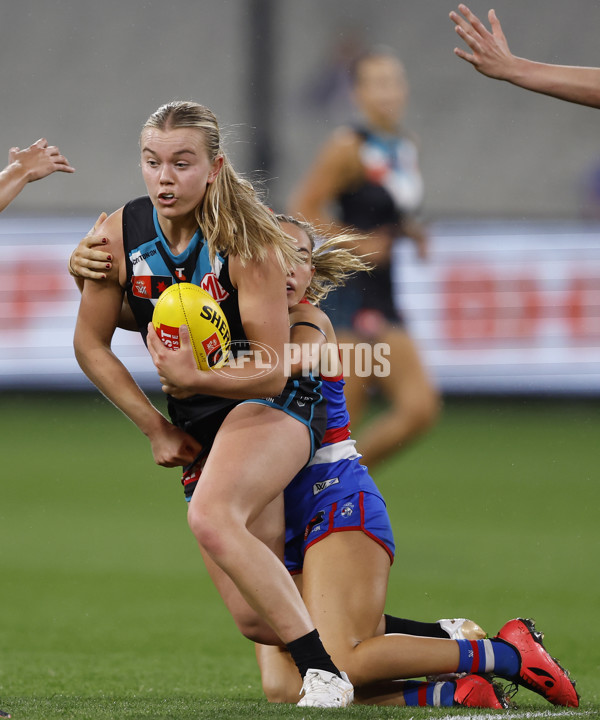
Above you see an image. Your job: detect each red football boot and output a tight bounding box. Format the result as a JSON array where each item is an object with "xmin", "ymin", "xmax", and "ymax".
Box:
[
  {"xmin": 454, "ymin": 674, "xmax": 511, "ymax": 708},
  {"xmin": 495, "ymin": 618, "xmax": 579, "ymax": 707}
]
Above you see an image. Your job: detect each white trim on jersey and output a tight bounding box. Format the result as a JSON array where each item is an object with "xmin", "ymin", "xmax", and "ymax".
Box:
[{"xmin": 307, "ymin": 438, "xmax": 361, "ymax": 467}]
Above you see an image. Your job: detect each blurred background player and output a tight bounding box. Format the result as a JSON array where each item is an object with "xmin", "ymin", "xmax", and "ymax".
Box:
[
  {"xmin": 450, "ymin": 4, "xmax": 600, "ymax": 109},
  {"xmin": 288, "ymin": 46, "xmax": 440, "ymax": 471},
  {"xmin": 0, "ymin": 138, "xmax": 74, "ymax": 213}
]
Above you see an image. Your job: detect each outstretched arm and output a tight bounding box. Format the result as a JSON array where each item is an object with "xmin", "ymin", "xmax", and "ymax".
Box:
[
  {"xmin": 450, "ymin": 4, "xmax": 600, "ymax": 109},
  {"xmin": 0, "ymin": 138, "xmax": 75, "ymax": 212}
]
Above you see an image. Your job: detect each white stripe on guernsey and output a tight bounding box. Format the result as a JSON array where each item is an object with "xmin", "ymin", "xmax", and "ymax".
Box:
[
  {"xmin": 432, "ymin": 682, "xmax": 444, "ymax": 706},
  {"xmin": 483, "ymin": 638, "xmax": 495, "ymax": 672},
  {"xmin": 307, "ymin": 439, "xmax": 361, "ymax": 467}
]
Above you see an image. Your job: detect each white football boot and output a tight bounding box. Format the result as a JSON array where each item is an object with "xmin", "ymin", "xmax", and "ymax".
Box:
[
  {"xmin": 438, "ymin": 618, "xmax": 486, "ymax": 641},
  {"xmin": 297, "ymin": 668, "xmax": 354, "ymax": 708}
]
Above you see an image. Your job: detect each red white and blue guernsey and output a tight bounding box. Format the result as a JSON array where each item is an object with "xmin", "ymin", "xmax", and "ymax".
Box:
[{"xmin": 283, "ymin": 367, "xmax": 395, "ymax": 574}]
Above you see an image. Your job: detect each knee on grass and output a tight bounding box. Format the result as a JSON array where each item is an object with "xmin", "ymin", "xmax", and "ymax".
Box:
[{"xmin": 262, "ymin": 675, "xmax": 301, "ymax": 704}]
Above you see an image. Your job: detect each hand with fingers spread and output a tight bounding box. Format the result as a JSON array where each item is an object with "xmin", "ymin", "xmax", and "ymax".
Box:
[
  {"xmin": 0, "ymin": 137, "xmax": 75, "ymax": 213},
  {"xmin": 450, "ymin": 4, "xmax": 515, "ymax": 80},
  {"xmin": 450, "ymin": 4, "xmax": 600, "ymax": 109},
  {"xmin": 8, "ymin": 137, "xmax": 75, "ymax": 182}
]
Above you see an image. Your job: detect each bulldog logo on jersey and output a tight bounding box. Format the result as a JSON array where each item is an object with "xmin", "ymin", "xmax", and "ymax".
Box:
[{"xmin": 340, "ymin": 502, "xmax": 354, "ymax": 518}]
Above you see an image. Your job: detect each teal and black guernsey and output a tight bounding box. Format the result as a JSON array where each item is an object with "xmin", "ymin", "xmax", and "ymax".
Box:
[{"xmin": 122, "ymin": 195, "xmax": 245, "ymax": 433}]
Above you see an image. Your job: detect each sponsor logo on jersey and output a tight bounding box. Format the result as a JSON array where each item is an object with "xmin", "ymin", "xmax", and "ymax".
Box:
[
  {"xmin": 131, "ymin": 248, "xmax": 158, "ymax": 266},
  {"xmin": 201, "ymin": 272, "xmax": 230, "ymax": 301},
  {"xmin": 132, "ymin": 275, "xmax": 173, "ymax": 299},
  {"xmin": 312, "ymin": 477, "xmax": 339, "ymax": 495}
]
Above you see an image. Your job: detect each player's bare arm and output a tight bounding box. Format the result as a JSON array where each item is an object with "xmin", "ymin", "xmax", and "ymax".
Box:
[
  {"xmin": 288, "ymin": 128, "xmax": 361, "ymax": 232},
  {"xmin": 74, "ymin": 209, "xmax": 201, "ymax": 467},
  {"xmin": 288, "ymin": 302, "xmax": 340, "ymax": 378},
  {"xmin": 69, "ymin": 212, "xmax": 138, "ymax": 330},
  {"xmin": 451, "ymin": 4, "xmax": 600, "ymax": 109},
  {"xmin": 0, "ymin": 138, "xmax": 75, "ymax": 213}
]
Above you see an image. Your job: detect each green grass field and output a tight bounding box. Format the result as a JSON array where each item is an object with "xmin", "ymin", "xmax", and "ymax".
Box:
[{"xmin": 1, "ymin": 391, "xmax": 598, "ymax": 719}]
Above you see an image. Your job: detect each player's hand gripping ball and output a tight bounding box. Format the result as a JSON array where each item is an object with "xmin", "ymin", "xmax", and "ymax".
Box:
[{"xmin": 152, "ymin": 283, "xmax": 230, "ymax": 370}]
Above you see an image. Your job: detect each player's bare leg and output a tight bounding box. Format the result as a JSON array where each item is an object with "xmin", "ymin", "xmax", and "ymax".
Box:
[
  {"xmin": 198, "ymin": 495, "xmax": 285, "ymax": 646},
  {"xmin": 257, "ymin": 531, "xmax": 460, "ymax": 703},
  {"xmin": 188, "ymin": 403, "xmax": 316, "ymax": 644}
]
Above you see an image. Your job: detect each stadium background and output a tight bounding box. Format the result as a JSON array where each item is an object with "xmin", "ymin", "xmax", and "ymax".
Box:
[
  {"xmin": 1, "ymin": 1, "xmax": 599, "ymax": 717},
  {"xmin": 2, "ymin": 0, "xmax": 600, "ymax": 218}
]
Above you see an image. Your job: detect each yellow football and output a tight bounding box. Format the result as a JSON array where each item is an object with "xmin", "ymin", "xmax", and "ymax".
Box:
[{"xmin": 152, "ymin": 282, "xmax": 230, "ymax": 370}]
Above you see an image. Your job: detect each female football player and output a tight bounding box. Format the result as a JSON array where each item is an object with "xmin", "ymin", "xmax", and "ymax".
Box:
[
  {"xmin": 147, "ymin": 214, "xmax": 579, "ymax": 710},
  {"xmin": 251, "ymin": 217, "xmax": 577, "ymax": 709},
  {"xmin": 287, "ymin": 47, "xmax": 439, "ymax": 471},
  {"xmin": 72, "ymin": 100, "xmax": 352, "ymax": 708},
  {"xmin": 70, "ymin": 212, "xmax": 579, "ymax": 709},
  {"xmin": 70, "ymin": 214, "xmax": 496, "ymax": 709}
]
